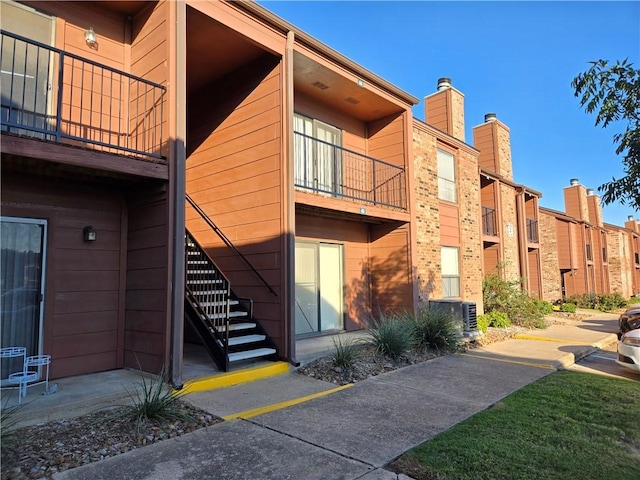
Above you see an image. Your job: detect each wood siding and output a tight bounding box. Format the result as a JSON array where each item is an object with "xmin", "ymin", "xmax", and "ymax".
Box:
[
  {"xmin": 125, "ymin": 187, "xmax": 169, "ymax": 373},
  {"xmin": 1, "ymin": 172, "xmax": 124, "ymax": 379},
  {"xmin": 439, "ymin": 202, "xmax": 460, "ymax": 246},
  {"xmin": 368, "ymin": 113, "xmax": 405, "ymax": 167},
  {"xmin": 370, "ymin": 224, "xmax": 413, "ymax": 314},
  {"xmin": 185, "ymin": 56, "xmax": 285, "ymax": 349}
]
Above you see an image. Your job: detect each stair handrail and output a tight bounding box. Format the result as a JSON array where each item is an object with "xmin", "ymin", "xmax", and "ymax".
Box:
[{"xmin": 186, "ymin": 193, "xmax": 278, "ymax": 297}]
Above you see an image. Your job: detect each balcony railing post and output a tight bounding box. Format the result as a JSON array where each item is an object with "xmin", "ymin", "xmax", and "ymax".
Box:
[
  {"xmin": 55, "ymin": 51, "xmax": 64, "ymax": 143},
  {"xmin": 372, "ymin": 159, "xmax": 377, "ymax": 205}
]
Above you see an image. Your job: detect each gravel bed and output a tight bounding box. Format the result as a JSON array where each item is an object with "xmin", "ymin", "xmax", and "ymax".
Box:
[{"xmin": 1, "ymin": 401, "xmax": 221, "ymax": 480}]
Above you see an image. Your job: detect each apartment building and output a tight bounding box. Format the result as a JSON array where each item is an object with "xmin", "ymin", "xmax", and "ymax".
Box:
[
  {"xmin": 539, "ymin": 180, "xmax": 611, "ymax": 300},
  {"xmin": 413, "ymin": 78, "xmax": 484, "ymax": 312},
  {"xmin": 471, "ymin": 113, "xmax": 543, "ymax": 298},
  {"xmin": 1, "ymin": 0, "xmax": 423, "ymax": 384},
  {"xmin": 605, "ymin": 216, "xmax": 640, "ymax": 299}
]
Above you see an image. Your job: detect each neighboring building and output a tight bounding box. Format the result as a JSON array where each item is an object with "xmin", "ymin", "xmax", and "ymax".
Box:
[
  {"xmin": 414, "ymin": 78, "xmax": 484, "ymax": 313},
  {"xmin": 539, "ymin": 179, "xmax": 611, "ymax": 301},
  {"xmin": 606, "ymin": 216, "xmax": 640, "ymax": 299},
  {"xmin": 472, "ymin": 114, "xmax": 543, "ymax": 298}
]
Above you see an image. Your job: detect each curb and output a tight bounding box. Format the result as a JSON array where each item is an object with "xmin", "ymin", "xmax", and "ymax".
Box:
[{"xmin": 553, "ymin": 333, "xmax": 618, "ymax": 370}]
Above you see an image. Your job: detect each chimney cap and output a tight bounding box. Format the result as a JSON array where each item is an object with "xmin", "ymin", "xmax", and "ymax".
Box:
[
  {"xmin": 629, "ymin": 215, "xmax": 635, "ymax": 221},
  {"xmin": 570, "ymin": 178, "xmax": 580, "ymax": 186},
  {"xmin": 484, "ymin": 113, "xmax": 497, "ymax": 122},
  {"xmin": 437, "ymin": 77, "xmax": 452, "ymax": 91},
  {"xmin": 586, "ymin": 188, "xmax": 595, "ymax": 196}
]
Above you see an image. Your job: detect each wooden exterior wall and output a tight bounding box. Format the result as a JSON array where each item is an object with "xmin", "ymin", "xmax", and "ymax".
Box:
[
  {"xmin": 369, "ymin": 224, "xmax": 413, "ymax": 315},
  {"xmin": 1, "ymin": 172, "xmax": 126, "ymax": 379},
  {"xmin": 130, "ymin": 1, "xmax": 170, "ymax": 159},
  {"xmin": 527, "ymin": 249, "xmax": 541, "ymax": 297},
  {"xmin": 484, "ymin": 244, "xmax": 500, "ymax": 275},
  {"xmin": 295, "ymin": 215, "xmax": 371, "ymax": 329},
  {"xmin": 185, "ymin": 57, "xmax": 285, "ymax": 348},
  {"xmin": 481, "ymin": 181, "xmax": 496, "ymax": 208},
  {"xmin": 125, "ymin": 187, "xmax": 169, "ymax": 373},
  {"xmin": 439, "ymin": 203, "xmax": 460, "ymax": 247},
  {"xmin": 368, "ymin": 114, "xmax": 405, "ymax": 167}
]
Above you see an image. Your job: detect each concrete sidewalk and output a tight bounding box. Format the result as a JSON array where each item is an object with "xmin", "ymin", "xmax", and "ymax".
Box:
[{"xmin": 53, "ymin": 313, "xmax": 620, "ymax": 480}]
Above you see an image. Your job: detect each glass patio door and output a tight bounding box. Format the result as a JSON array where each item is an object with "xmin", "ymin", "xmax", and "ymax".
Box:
[
  {"xmin": 1, "ymin": 217, "xmax": 47, "ymax": 383},
  {"xmin": 294, "ymin": 241, "xmax": 344, "ymax": 335}
]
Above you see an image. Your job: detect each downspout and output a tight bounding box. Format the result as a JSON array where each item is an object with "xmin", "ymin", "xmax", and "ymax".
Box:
[
  {"xmin": 171, "ymin": 0, "xmax": 187, "ymax": 388},
  {"xmin": 284, "ymin": 30, "xmax": 299, "ymax": 367}
]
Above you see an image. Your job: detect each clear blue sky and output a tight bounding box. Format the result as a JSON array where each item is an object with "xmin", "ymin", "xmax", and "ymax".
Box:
[{"xmin": 258, "ymin": 0, "xmax": 640, "ymax": 227}]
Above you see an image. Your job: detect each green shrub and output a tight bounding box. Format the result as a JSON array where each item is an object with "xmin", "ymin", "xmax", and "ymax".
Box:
[
  {"xmin": 629, "ymin": 296, "xmax": 640, "ymax": 305},
  {"xmin": 561, "ymin": 302, "xmax": 577, "ymax": 313},
  {"xmin": 566, "ymin": 293, "xmax": 596, "ymax": 309},
  {"xmin": 483, "ymin": 273, "xmax": 547, "ymax": 329},
  {"xmin": 331, "ymin": 336, "xmax": 361, "ymax": 369},
  {"xmin": 412, "ymin": 308, "xmax": 460, "ymax": 352},
  {"xmin": 596, "ymin": 292, "xmax": 627, "ymax": 311},
  {"xmin": 477, "ymin": 314, "xmax": 490, "ymax": 333},
  {"xmin": 485, "ymin": 311, "xmax": 511, "ymax": 328},
  {"xmin": 536, "ymin": 300, "xmax": 554, "ymax": 315},
  {"xmin": 366, "ymin": 313, "xmax": 416, "ymax": 359}
]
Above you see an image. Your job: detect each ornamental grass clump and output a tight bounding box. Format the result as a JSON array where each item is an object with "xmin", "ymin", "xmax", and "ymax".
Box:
[
  {"xmin": 412, "ymin": 308, "xmax": 460, "ymax": 352},
  {"xmin": 331, "ymin": 336, "xmax": 361, "ymax": 369},
  {"xmin": 366, "ymin": 313, "xmax": 416, "ymax": 359},
  {"xmin": 121, "ymin": 369, "xmax": 190, "ymax": 430}
]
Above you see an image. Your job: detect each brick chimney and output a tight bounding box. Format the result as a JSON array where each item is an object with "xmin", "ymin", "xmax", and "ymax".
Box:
[
  {"xmin": 424, "ymin": 77, "xmax": 465, "ymax": 142},
  {"xmin": 564, "ymin": 178, "xmax": 590, "ymax": 222},
  {"xmin": 472, "ymin": 113, "xmax": 513, "ymax": 181},
  {"xmin": 625, "ymin": 215, "xmax": 639, "ymax": 233},
  {"xmin": 586, "ymin": 188, "xmax": 603, "ymax": 227}
]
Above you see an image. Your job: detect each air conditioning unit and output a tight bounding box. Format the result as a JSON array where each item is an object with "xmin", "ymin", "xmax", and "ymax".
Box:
[{"xmin": 428, "ymin": 299, "xmax": 482, "ymax": 340}]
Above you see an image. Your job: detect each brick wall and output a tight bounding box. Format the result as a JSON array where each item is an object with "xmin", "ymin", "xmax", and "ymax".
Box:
[
  {"xmin": 539, "ymin": 210, "xmax": 562, "ymax": 301},
  {"xmin": 498, "ymin": 182, "xmax": 521, "ymax": 282},
  {"xmin": 412, "ymin": 122, "xmax": 484, "ymax": 313},
  {"xmin": 607, "ymin": 228, "xmax": 633, "ymax": 298}
]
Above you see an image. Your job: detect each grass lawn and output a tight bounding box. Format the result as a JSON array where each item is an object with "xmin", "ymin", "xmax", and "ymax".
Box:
[{"xmin": 389, "ymin": 371, "xmax": 640, "ymax": 480}]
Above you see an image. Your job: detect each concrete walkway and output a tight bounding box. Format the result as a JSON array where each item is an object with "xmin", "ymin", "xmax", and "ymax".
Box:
[{"xmin": 53, "ymin": 313, "xmax": 621, "ymax": 480}]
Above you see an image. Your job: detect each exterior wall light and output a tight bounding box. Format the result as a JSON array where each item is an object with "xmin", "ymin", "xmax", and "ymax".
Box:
[
  {"xmin": 84, "ymin": 27, "xmax": 97, "ymax": 48},
  {"xmin": 83, "ymin": 225, "xmax": 97, "ymax": 242}
]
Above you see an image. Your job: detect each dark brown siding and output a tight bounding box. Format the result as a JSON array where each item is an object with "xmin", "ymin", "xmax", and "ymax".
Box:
[
  {"xmin": 125, "ymin": 187, "xmax": 169, "ymax": 373},
  {"xmin": 185, "ymin": 55, "xmax": 285, "ymax": 349},
  {"xmin": 1, "ymin": 172, "xmax": 124, "ymax": 379}
]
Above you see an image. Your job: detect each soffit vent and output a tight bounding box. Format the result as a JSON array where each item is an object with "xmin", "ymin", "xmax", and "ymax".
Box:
[
  {"xmin": 312, "ymin": 81, "xmax": 329, "ymax": 90},
  {"xmin": 345, "ymin": 97, "xmax": 360, "ymax": 104}
]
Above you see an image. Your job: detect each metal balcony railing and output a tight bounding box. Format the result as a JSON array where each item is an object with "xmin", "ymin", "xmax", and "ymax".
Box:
[
  {"xmin": 1, "ymin": 30, "xmax": 166, "ymax": 160},
  {"xmin": 293, "ymin": 131, "xmax": 407, "ymax": 210},
  {"xmin": 526, "ymin": 218, "xmax": 539, "ymax": 243},
  {"xmin": 482, "ymin": 206, "xmax": 498, "ymax": 236}
]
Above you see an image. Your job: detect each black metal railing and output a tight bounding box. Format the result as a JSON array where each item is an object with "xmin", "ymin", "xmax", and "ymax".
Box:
[
  {"xmin": 293, "ymin": 131, "xmax": 407, "ymax": 210},
  {"xmin": 482, "ymin": 206, "xmax": 498, "ymax": 236},
  {"xmin": 0, "ymin": 30, "xmax": 165, "ymax": 160},
  {"xmin": 526, "ymin": 218, "xmax": 539, "ymax": 243},
  {"xmin": 186, "ymin": 194, "xmax": 277, "ymax": 297}
]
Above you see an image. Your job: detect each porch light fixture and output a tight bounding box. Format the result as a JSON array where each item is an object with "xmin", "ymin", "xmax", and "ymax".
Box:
[
  {"xmin": 357, "ymin": 78, "xmax": 364, "ymax": 87},
  {"xmin": 84, "ymin": 27, "xmax": 97, "ymax": 48},
  {"xmin": 359, "ymin": 207, "xmax": 367, "ymax": 215},
  {"xmin": 83, "ymin": 225, "xmax": 97, "ymax": 242}
]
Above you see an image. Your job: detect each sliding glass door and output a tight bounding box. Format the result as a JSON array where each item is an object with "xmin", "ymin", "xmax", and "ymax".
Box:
[{"xmin": 1, "ymin": 217, "xmax": 47, "ymax": 383}]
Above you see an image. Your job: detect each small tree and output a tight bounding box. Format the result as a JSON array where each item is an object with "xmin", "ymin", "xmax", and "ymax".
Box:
[{"xmin": 571, "ymin": 59, "xmax": 640, "ymax": 211}]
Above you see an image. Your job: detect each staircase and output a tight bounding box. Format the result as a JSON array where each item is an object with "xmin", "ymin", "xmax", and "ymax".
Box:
[{"xmin": 184, "ymin": 230, "xmax": 277, "ymax": 372}]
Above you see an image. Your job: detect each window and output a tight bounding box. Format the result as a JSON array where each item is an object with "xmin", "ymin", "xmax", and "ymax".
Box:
[
  {"xmin": 294, "ymin": 113, "xmax": 342, "ymax": 194},
  {"xmin": 437, "ymin": 149, "xmax": 456, "ymax": 202},
  {"xmin": 441, "ymin": 246, "xmax": 460, "ymax": 298}
]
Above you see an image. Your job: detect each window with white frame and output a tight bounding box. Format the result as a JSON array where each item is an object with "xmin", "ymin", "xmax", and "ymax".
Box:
[
  {"xmin": 437, "ymin": 149, "xmax": 457, "ymax": 202},
  {"xmin": 294, "ymin": 113, "xmax": 342, "ymax": 194},
  {"xmin": 441, "ymin": 246, "xmax": 460, "ymax": 298}
]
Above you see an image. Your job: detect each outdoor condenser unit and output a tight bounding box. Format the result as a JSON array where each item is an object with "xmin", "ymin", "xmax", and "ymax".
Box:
[{"xmin": 428, "ymin": 299, "xmax": 481, "ymax": 340}]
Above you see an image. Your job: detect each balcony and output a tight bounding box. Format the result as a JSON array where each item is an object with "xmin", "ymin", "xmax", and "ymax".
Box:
[
  {"xmin": 293, "ymin": 131, "xmax": 406, "ymax": 210},
  {"xmin": 526, "ymin": 218, "xmax": 539, "ymax": 244},
  {"xmin": 1, "ymin": 30, "xmax": 165, "ymax": 161},
  {"xmin": 482, "ymin": 206, "xmax": 498, "ymax": 237},
  {"xmin": 586, "ymin": 244, "xmax": 593, "ymax": 262}
]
